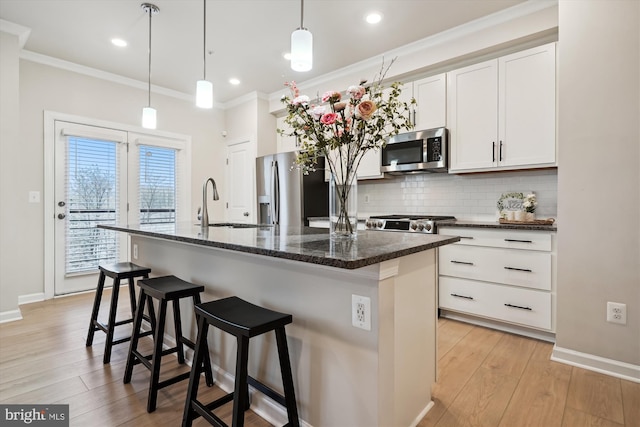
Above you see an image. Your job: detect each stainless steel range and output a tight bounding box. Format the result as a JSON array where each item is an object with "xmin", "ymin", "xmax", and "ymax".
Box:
[{"xmin": 365, "ymin": 214, "xmax": 456, "ymax": 234}]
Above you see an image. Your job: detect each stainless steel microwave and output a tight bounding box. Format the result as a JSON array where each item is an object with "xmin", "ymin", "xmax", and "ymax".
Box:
[{"xmin": 381, "ymin": 127, "xmax": 448, "ymax": 174}]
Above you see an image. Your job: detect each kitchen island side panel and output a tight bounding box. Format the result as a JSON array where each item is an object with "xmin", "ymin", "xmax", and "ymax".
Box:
[{"xmin": 131, "ymin": 234, "xmax": 437, "ymax": 427}]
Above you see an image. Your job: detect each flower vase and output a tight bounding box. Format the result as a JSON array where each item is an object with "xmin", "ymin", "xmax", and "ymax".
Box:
[
  {"xmin": 525, "ymin": 212, "xmax": 535, "ymax": 221},
  {"xmin": 329, "ymin": 172, "xmax": 358, "ymax": 238}
]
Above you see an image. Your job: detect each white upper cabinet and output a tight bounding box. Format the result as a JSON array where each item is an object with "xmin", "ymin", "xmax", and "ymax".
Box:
[
  {"xmin": 413, "ymin": 73, "xmax": 447, "ymax": 130},
  {"xmin": 447, "ymin": 42, "xmax": 557, "ymax": 173},
  {"xmin": 276, "ymin": 116, "xmax": 299, "ymax": 153},
  {"xmin": 448, "ymin": 60, "xmax": 498, "ymax": 170},
  {"xmin": 498, "ymin": 44, "xmax": 556, "ymax": 168}
]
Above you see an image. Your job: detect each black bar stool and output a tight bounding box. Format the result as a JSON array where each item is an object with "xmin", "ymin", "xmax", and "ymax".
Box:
[
  {"xmin": 86, "ymin": 262, "xmax": 153, "ymax": 364},
  {"xmin": 182, "ymin": 296, "xmax": 300, "ymax": 427},
  {"xmin": 124, "ymin": 275, "xmax": 215, "ymax": 413}
]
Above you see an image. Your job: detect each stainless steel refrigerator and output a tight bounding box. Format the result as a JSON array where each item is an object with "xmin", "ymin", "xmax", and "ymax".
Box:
[{"xmin": 256, "ymin": 152, "xmax": 328, "ymax": 226}]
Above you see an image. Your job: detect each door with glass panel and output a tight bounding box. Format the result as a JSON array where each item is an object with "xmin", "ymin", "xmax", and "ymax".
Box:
[
  {"xmin": 54, "ymin": 123, "xmax": 185, "ymax": 295},
  {"xmin": 54, "ymin": 122, "xmax": 128, "ymax": 295}
]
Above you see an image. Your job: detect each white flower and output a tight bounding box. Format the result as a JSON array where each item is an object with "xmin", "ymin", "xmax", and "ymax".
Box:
[
  {"xmin": 291, "ymin": 95, "xmax": 310, "ymax": 106},
  {"xmin": 311, "ymin": 105, "xmax": 326, "ymax": 120}
]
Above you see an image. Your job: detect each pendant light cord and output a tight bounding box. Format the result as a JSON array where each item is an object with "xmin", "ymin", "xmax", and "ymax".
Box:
[
  {"xmin": 203, "ymin": 0, "xmax": 207, "ymax": 80},
  {"xmin": 147, "ymin": 6, "xmax": 152, "ymax": 107},
  {"xmin": 300, "ymin": 0, "xmax": 305, "ymax": 29}
]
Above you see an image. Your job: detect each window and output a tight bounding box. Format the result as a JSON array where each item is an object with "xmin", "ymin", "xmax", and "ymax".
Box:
[
  {"xmin": 65, "ymin": 136, "xmax": 121, "ymax": 273},
  {"xmin": 138, "ymin": 145, "xmax": 177, "ymax": 224}
]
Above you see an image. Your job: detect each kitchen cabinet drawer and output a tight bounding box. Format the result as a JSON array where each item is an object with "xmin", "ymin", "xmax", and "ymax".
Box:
[
  {"xmin": 439, "ymin": 227, "xmax": 552, "ymax": 251},
  {"xmin": 439, "ymin": 244, "xmax": 551, "ymax": 291},
  {"xmin": 439, "ymin": 276, "xmax": 551, "ymax": 330}
]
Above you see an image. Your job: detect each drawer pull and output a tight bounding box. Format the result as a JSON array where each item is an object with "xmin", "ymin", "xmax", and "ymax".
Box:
[
  {"xmin": 504, "ymin": 239, "xmax": 533, "ymax": 243},
  {"xmin": 451, "ymin": 293, "xmax": 474, "ymax": 300},
  {"xmin": 459, "ymin": 236, "xmax": 474, "ymax": 240},
  {"xmin": 504, "ymin": 303, "xmax": 532, "ymax": 311},
  {"xmin": 504, "ymin": 266, "xmax": 533, "ymax": 272},
  {"xmin": 451, "ymin": 260, "xmax": 474, "ymax": 266}
]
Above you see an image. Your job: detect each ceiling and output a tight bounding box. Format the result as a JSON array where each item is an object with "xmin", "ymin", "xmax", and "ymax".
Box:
[{"xmin": 0, "ymin": 0, "xmax": 525, "ymax": 104}]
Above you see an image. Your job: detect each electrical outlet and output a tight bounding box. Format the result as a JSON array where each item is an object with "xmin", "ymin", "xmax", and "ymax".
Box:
[
  {"xmin": 364, "ymin": 194, "xmax": 370, "ymax": 204},
  {"xmin": 352, "ymin": 295, "xmax": 371, "ymax": 331},
  {"xmin": 606, "ymin": 302, "xmax": 627, "ymax": 325},
  {"xmin": 133, "ymin": 244, "xmax": 139, "ymax": 260}
]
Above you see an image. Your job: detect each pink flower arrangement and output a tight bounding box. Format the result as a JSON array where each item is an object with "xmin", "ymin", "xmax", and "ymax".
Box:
[{"xmin": 278, "ymin": 59, "xmax": 415, "ymax": 234}]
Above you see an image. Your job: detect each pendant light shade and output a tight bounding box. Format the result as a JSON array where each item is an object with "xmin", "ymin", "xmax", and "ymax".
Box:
[
  {"xmin": 141, "ymin": 3, "xmax": 159, "ymax": 129},
  {"xmin": 142, "ymin": 107, "xmax": 157, "ymax": 129},
  {"xmin": 291, "ymin": 0, "xmax": 312, "ymax": 72},
  {"xmin": 196, "ymin": 0, "xmax": 213, "ymax": 108},
  {"xmin": 196, "ymin": 80, "xmax": 213, "ymax": 108}
]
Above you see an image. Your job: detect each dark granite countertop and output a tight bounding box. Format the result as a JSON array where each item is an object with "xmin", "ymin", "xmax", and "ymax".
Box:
[
  {"xmin": 98, "ymin": 222, "xmax": 459, "ymax": 270},
  {"xmin": 440, "ymin": 220, "xmax": 557, "ymax": 232}
]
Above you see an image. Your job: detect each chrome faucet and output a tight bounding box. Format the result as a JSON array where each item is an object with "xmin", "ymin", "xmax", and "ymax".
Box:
[{"xmin": 201, "ymin": 177, "xmax": 219, "ymax": 227}]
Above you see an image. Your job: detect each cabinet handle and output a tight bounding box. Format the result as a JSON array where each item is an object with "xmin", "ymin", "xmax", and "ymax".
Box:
[
  {"xmin": 504, "ymin": 303, "xmax": 532, "ymax": 311},
  {"xmin": 499, "ymin": 140, "xmax": 503, "ymax": 161},
  {"xmin": 459, "ymin": 236, "xmax": 474, "ymax": 240},
  {"xmin": 492, "ymin": 141, "xmax": 496, "ymax": 162},
  {"xmin": 451, "ymin": 260, "xmax": 474, "ymax": 266},
  {"xmin": 504, "ymin": 266, "xmax": 533, "ymax": 272},
  {"xmin": 451, "ymin": 293, "xmax": 474, "ymax": 300},
  {"xmin": 504, "ymin": 239, "xmax": 533, "ymax": 243}
]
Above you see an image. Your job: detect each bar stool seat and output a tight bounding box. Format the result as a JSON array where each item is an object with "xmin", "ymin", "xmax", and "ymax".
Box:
[
  {"xmin": 124, "ymin": 275, "xmax": 214, "ymax": 413},
  {"xmin": 182, "ymin": 296, "xmax": 300, "ymax": 427},
  {"xmin": 85, "ymin": 262, "xmax": 153, "ymax": 364}
]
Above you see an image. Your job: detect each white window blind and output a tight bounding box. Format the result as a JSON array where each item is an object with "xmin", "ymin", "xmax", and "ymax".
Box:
[
  {"xmin": 65, "ymin": 136, "xmax": 120, "ymax": 273},
  {"xmin": 138, "ymin": 145, "xmax": 177, "ymax": 224}
]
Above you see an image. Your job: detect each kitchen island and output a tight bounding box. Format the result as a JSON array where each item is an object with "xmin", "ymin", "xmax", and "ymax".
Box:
[{"xmin": 99, "ymin": 222, "xmax": 459, "ymax": 427}]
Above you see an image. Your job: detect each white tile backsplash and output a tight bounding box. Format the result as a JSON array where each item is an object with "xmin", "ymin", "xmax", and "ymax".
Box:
[{"xmin": 358, "ymin": 169, "xmax": 558, "ymax": 221}]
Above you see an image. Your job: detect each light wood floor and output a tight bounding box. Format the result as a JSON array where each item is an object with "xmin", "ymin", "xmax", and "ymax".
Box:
[{"xmin": 1, "ymin": 290, "xmax": 638, "ymax": 427}]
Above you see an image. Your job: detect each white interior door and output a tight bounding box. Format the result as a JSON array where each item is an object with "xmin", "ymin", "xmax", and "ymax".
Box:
[
  {"xmin": 54, "ymin": 121, "xmax": 128, "ymax": 295},
  {"xmin": 225, "ymin": 139, "xmax": 255, "ymax": 223}
]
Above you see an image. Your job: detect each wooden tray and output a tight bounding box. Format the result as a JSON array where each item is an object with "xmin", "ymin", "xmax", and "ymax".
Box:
[{"xmin": 499, "ymin": 218, "xmax": 555, "ymax": 225}]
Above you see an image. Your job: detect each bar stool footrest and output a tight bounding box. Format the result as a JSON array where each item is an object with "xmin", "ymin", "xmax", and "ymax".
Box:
[
  {"xmin": 192, "ymin": 399, "xmax": 228, "ymax": 427},
  {"xmin": 248, "ymin": 376, "xmax": 286, "ymax": 408},
  {"xmin": 157, "ymin": 371, "xmax": 191, "ymax": 390}
]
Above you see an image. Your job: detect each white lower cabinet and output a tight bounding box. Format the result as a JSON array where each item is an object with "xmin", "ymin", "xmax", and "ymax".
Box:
[{"xmin": 438, "ymin": 226, "xmax": 556, "ymax": 336}]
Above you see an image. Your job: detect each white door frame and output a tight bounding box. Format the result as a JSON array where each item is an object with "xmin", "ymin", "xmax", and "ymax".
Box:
[{"xmin": 43, "ymin": 111, "xmax": 191, "ymax": 299}]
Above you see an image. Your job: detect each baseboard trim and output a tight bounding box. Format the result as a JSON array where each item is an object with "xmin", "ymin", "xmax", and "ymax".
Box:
[
  {"xmin": 440, "ymin": 310, "xmax": 556, "ymax": 342},
  {"xmin": 410, "ymin": 400, "xmax": 435, "ymax": 427},
  {"xmin": 551, "ymin": 345, "xmax": 640, "ymax": 383},
  {"xmin": 19, "ymin": 292, "xmax": 46, "ymax": 305},
  {"xmin": 0, "ymin": 309, "xmax": 23, "ymax": 324}
]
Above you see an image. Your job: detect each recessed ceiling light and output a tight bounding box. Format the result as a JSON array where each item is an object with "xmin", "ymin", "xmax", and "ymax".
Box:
[
  {"xmin": 111, "ymin": 38, "xmax": 128, "ymax": 47},
  {"xmin": 229, "ymin": 78, "xmax": 240, "ymax": 85},
  {"xmin": 365, "ymin": 12, "xmax": 383, "ymax": 24},
  {"xmin": 283, "ymin": 52, "xmax": 292, "ymax": 61}
]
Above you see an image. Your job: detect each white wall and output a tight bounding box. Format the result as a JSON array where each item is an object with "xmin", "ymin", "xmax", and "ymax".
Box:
[
  {"xmin": 0, "ymin": 54, "xmax": 226, "ymax": 314},
  {"xmin": 359, "ymin": 169, "xmax": 557, "ymax": 221},
  {"xmin": 0, "ymin": 32, "xmax": 21, "ymax": 315},
  {"xmin": 556, "ymin": 0, "xmax": 639, "ymax": 366}
]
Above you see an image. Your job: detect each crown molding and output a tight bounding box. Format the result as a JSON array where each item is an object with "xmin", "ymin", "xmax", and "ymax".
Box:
[
  {"xmin": 268, "ymin": 0, "xmax": 558, "ymax": 105},
  {"xmin": 222, "ymin": 91, "xmax": 270, "ymax": 110},
  {"xmin": 19, "ymin": 49, "xmax": 226, "ymax": 109},
  {"xmin": 0, "ymin": 19, "xmax": 31, "ymax": 48}
]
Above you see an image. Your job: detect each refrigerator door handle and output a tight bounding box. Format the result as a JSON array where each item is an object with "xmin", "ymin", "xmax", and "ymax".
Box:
[{"xmin": 271, "ymin": 161, "xmax": 280, "ymax": 224}]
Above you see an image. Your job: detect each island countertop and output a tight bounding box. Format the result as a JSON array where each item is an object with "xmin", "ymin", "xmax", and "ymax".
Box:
[{"xmin": 98, "ymin": 222, "xmax": 459, "ymax": 270}]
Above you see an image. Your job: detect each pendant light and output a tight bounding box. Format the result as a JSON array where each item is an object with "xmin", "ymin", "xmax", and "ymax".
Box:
[
  {"xmin": 141, "ymin": 3, "xmax": 159, "ymax": 129},
  {"xmin": 196, "ymin": 0, "xmax": 213, "ymax": 108},
  {"xmin": 290, "ymin": 0, "xmax": 312, "ymax": 72}
]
